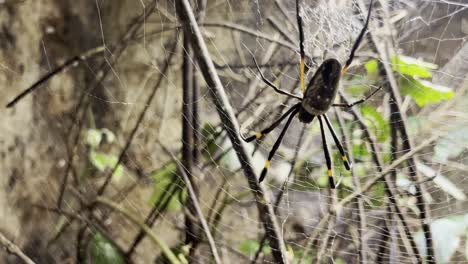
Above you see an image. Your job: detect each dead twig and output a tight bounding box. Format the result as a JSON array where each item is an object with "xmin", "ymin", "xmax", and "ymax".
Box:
[
  {"xmin": 175, "ymin": 0, "xmax": 289, "ymax": 262},
  {"xmin": 0, "ymin": 232, "xmax": 36, "ymax": 264},
  {"xmin": 159, "ymin": 143, "xmax": 222, "ymax": 264}
]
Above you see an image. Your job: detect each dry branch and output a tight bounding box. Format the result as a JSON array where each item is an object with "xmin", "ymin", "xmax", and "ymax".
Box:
[
  {"xmin": 0, "ymin": 232, "xmax": 36, "ymax": 264},
  {"xmin": 175, "ymin": 0, "xmax": 289, "ymax": 262}
]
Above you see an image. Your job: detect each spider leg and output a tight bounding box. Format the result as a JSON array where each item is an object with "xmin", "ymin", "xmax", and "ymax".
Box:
[
  {"xmin": 342, "ymin": 0, "xmax": 374, "ymax": 76},
  {"xmin": 252, "ymin": 56, "xmax": 303, "ymax": 100},
  {"xmin": 259, "ymin": 106, "xmax": 299, "ymax": 183},
  {"xmin": 296, "ymin": 0, "xmax": 306, "ymax": 94},
  {"xmin": 240, "ymin": 103, "xmax": 301, "ymax": 142},
  {"xmin": 332, "ymin": 86, "xmax": 381, "ymax": 108},
  {"xmin": 323, "ymin": 114, "xmax": 351, "ymax": 170},
  {"xmin": 318, "ymin": 115, "xmax": 335, "ymax": 189}
]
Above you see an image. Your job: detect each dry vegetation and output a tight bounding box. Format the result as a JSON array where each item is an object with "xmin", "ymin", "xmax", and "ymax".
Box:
[{"xmin": 1, "ymin": 0, "xmax": 467, "ymax": 263}]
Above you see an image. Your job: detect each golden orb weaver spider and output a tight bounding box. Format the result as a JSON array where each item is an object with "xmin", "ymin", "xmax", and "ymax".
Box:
[{"xmin": 241, "ymin": 0, "xmax": 379, "ymax": 188}]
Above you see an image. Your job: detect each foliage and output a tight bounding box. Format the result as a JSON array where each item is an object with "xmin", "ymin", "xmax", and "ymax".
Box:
[
  {"xmin": 85, "ymin": 128, "xmax": 124, "ymax": 179},
  {"xmin": 365, "ymin": 55, "xmax": 454, "ymax": 106},
  {"xmin": 86, "ymin": 232, "xmax": 125, "ymax": 264},
  {"xmin": 148, "ymin": 162, "xmax": 186, "ymax": 212},
  {"xmin": 238, "ymin": 239, "xmax": 271, "ymax": 256}
]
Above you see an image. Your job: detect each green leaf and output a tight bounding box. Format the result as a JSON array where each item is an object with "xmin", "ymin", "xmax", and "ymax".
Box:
[
  {"xmin": 87, "ymin": 232, "xmax": 125, "ymax": 264},
  {"xmin": 238, "ymin": 240, "xmax": 270, "ymax": 256},
  {"xmin": 367, "ymin": 181, "xmax": 385, "ymax": 207},
  {"xmin": 148, "ymin": 163, "xmax": 185, "ymax": 211},
  {"xmin": 392, "ymin": 55, "xmax": 436, "ymax": 78},
  {"xmin": 85, "ymin": 128, "xmax": 116, "ymax": 148},
  {"xmin": 361, "ymin": 105, "xmax": 390, "ymax": 142},
  {"xmin": 86, "ymin": 129, "xmax": 103, "ymax": 148},
  {"xmin": 89, "ymin": 150, "xmax": 124, "ymax": 179},
  {"xmin": 365, "ymin": 59, "xmax": 379, "ymax": 75},
  {"xmin": 202, "ymin": 123, "xmax": 222, "ymax": 158},
  {"xmin": 352, "ymin": 140, "xmax": 371, "ymax": 160},
  {"xmin": 400, "ymin": 76, "xmax": 454, "ymax": 106}
]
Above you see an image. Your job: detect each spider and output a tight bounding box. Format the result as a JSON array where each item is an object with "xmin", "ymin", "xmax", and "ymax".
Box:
[{"xmin": 241, "ymin": 0, "xmax": 378, "ymax": 188}]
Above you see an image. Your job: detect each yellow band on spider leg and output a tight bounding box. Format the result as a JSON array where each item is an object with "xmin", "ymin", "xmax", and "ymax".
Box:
[
  {"xmin": 264, "ymin": 160, "xmax": 271, "ymax": 169},
  {"xmin": 327, "ymin": 169, "xmax": 333, "ymax": 177},
  {"xmin": 342, "ymin": 155, "xmax": 348, "ymax": 162},
  {"xmin": 255, "ymin": 132, "xmax": 263, "ymax": 139},
  {"xmin": 300, "ymin": 57, "xmax": 305, "ymax": 93},
  {"xmin": 341, "ymin": 66, "xmax": 349, "ymax": 76}
]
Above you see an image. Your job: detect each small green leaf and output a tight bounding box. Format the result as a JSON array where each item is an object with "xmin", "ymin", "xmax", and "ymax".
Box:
[
  {"xmin": 352, "ymin": 142, "xmax": 371, "ymax": 160},
  {"xmin": 334, "ymin": 258, "xmax": 347, "ymax": 264},
  {"xmin": 202, "ymin": 123, "xmax": 222, "ymax": 158},
  {"xmin": 361, "ymin": 105, "xmax": 390, "ymax": 142},
  {"xmin": 89, "ymin": 150, "xmax": 124, "ymax": 179},
  {"xmin": 400, "ymin": 76, "xmax": 454, "ymax": 106},
  {"xmin": 87, "ymin": 232, "xmax": 125, "ymax": 264},
  {"xmin": 85, "ymin": 128, "xmax": 116, "ymax": 147},
  {"xmin": 86, "ymin": 129, "xmax": 103, "ymax": 148},
  {"xmin": 365, "ymin": 59, "xmax": 379, "ymax": 75},
  {"xmin": 149, "ymin": 163, "xmax": 185, "ymax": 211},
  {"xmin": 367, "ymin": 181, "xmax": 385, "ymax": 207},
  {"xmin": 347, "ymin": 84, "xmax": 369, "ymax": 98},
  {"xmin": 238, "ymin": 240, "xmax": 270, "ymax": 256},
  {"xmin": 392, "ymin": 55, "xmax": 436, "ymax": 78}
]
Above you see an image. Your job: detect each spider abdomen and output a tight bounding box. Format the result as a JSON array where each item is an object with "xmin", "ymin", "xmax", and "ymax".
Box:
[{"xmin": 300, "ymin": 59, "xmax": 341, "ymax": 117}]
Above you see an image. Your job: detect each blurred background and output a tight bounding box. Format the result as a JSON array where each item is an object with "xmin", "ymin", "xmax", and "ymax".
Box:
[{"xmin": 1, "ymin": 0, "xmax": 467, "ymax": 263}]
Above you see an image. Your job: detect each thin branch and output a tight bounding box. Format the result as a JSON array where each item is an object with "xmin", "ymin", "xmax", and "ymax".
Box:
[
  {"xmin": 5, "ymin": 46, "xmax": 105, "ymax": 108},
  {"xmin": 357, "ymin": 0, "xmax": 435, "ymax": 261},
  {"xmin": 181, "ymin": 30, "xmax": 201, "ymax": 253},
  {"xmin": 175, "ymin": 1, "xmax": 289, "ymax": 262},
  {"xmin": 336, "ymin": 133, "xmax": 440, "ymax": 209},
  {"xmin": 339, "ymin": 91, "xmax": 422, "ymax": 263},
  {"xmin": 97, "ymin": 39, "xmax": 178, "ymax": 196},
  {"xmin": 96, "ymin": 197, "xmax": 182, "ymax": 264},
  {"xmin": 159, "ymin": 143, "xmax": 222, "ymax": 264},
  {"xmin": 125, "ymin": 173, "xmax": 181, "ymax": 257},
  {"xmin": 0, "ymin": 232, "xmax": 36, "ymax": 264},
  {"xmin": 202, "ymin": 21, "xmax": 297, "ymax": 51},
  {"xmin": 335, "ymin": 109, "xmax": 367, "ymax": 264},
  {"xmin": 251, "ymin": 124, "xmax": 307, "ymax": 264}
]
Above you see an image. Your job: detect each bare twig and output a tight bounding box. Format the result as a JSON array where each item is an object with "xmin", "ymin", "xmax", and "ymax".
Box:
[
  {"xmin": 96, "ymin": 197, "xmax": 182, "ymax": 264},
  {"xmin": 336, "ymin": 133, "xmax": 440, "ymax": 209},
  {"xmin": 175, "ymin": 0, "xmax": 288, "ymax": 262},
  {"xmin": 357, "ymin": 0, "xmax": 435, "ymax": 261},
  {"xmin": 0, "ymin": 232, "xmax": 36, "ymax": 264},
  {"xmin": 181, "ymin": 31, "xmax": 201, "ymax": 254},
  {"xmin": 57, "ymin": 0, "xmax": 162, "ymax": 210},
  {"xmin": 97, "ymin": 39, "xmax": 178, "ymax": 196},
  {"xmin": 251, "ymin": 124, "xmax": 306, "ymax": 264},
  {"xmin": 340, "ymin": 91, "xmax": 422, "ymax": 263},
  {"xmin": 5, "ymin": 46, "xmax": 106, "ymax": 108},
  {"xmin": 202, "ymin": 21, "xmax": 297, "ymax": 51},
  {"xmin": 335, "ymin": 108, "xmax": 367, "ymax": 264},
  {"xmin": 159, "ymin": 143, "xmax": 222, "ymax": 264},
  {"xmin": 125, "ymin": 173, "xmax": 181, "ymax": 257}
]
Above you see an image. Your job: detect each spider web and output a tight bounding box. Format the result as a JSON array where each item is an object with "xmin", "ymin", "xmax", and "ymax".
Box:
[{"xmin": 1, "ymin": 0, "xmax": 468, "ymax": 263}]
